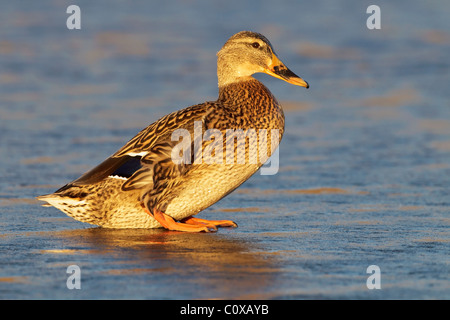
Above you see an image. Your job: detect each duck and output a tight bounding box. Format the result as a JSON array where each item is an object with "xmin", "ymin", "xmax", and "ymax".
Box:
[{"xmin": 37, "ymin": 31, "xmax": 309, "ymax": 232}]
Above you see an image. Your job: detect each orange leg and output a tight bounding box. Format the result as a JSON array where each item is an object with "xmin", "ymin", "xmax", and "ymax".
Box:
[
  {"xmin": 145, "ymin": 208, "xmax": 217, "ymax": 233},
  {"xmin": 180, "ymin": 216, "xmax": 238, "ymax": 228}
]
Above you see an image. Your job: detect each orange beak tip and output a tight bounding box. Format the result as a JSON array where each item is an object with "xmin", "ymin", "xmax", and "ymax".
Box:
[
  {"xmin": 287, "ymin": 77, "xmax": 309, "ymax": 88},
  {"xmin": 264, "ymin": 53, "xmax": 309, "ymax": 89}
]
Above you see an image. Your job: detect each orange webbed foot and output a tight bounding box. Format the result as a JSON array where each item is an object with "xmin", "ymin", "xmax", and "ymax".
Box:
[
  {"xmin": 180, "ymin": 216, "xmax": 238, "ymax": 228},
  {"xmin": 145, "ymin": 208, "xmax": 217, "ymax": 233}
]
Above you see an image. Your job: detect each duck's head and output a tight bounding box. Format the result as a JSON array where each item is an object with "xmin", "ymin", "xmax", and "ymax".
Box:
[{"xmin": 217, "ymin": 31, "xmax": 309, "ymax": 89}]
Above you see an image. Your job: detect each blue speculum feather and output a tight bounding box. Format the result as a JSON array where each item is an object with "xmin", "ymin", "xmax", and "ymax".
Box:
[{"xmin": 111, "ymin": 156, "xmax": 142, "ymax": 178}]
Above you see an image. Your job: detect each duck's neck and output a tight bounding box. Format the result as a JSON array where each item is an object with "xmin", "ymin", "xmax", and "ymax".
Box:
[
  {"xmin": 217, "ymin": 78, "xmax": 285, "ymax": 133},
  {"xmin": 217, "ymin": 78, "xmax": 276, "ymax": 106}
]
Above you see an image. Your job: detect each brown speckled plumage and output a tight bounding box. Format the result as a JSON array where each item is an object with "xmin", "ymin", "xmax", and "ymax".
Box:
[{"xmin": 37, "ymin": 31, "xmax": 308, "ymax": 231}]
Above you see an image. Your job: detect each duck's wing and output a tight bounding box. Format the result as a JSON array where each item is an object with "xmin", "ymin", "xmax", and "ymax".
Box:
[
  {"xmin": 113, "ymin": 104, "xmax": 207, "ymax": 158},
  {"xmin": 63, "ymin": 104, "xmax": 211, "ymax": 191}
]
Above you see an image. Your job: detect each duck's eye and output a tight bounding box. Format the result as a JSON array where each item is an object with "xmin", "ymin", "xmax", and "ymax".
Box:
[{"xmin": 251, "ymin": 42, "xmax": 260, "ymax": 49}]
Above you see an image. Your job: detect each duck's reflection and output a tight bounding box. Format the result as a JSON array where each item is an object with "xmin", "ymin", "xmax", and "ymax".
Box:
[{"xmin": 46, "ymin": 227, "xmax": 280, "ymax": 299}]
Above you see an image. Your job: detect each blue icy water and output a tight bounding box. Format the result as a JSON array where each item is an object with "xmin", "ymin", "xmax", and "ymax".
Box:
[{"xmin": 0, "ymin": 0, "xmax": 449, "ymax": 299}]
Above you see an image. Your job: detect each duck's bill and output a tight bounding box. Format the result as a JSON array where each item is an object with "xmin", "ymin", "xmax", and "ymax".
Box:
[{"xmin": 263, "ymin": 53, "xmax": 309, "ymax": 88}]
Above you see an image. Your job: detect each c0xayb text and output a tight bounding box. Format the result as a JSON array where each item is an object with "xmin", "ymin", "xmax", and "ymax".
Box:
[{"xmin": 180, "ymin": 304, "xmax": 269, "ymax": 317}]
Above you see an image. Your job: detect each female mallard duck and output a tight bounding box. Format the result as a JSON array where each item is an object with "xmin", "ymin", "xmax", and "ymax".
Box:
[{"xmin": 38, "ymin": 31, "xmax": 309, "ymax": 232}]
